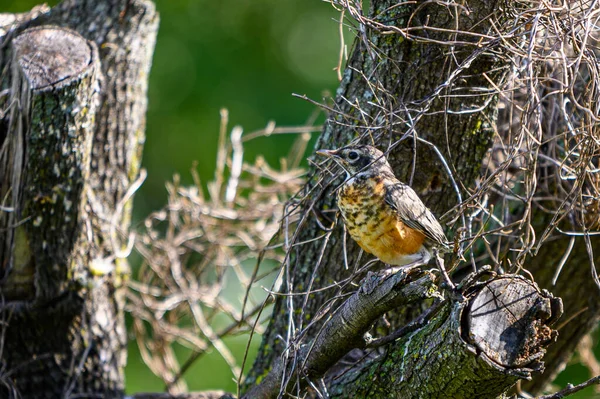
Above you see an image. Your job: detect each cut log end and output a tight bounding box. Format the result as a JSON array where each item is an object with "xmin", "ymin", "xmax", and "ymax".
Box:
[
  {"xmin": 12, "ymin": 26, "xmax": 92, "ymax": 90},
  {"xmin": 465, "ymin": 276, "xmax": 562, "ymax": 373}
]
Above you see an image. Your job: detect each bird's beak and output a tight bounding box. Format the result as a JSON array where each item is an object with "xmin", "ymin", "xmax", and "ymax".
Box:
[{"xmin": 316, "ymin": 149, "xmax": 339, "ymax": 159}]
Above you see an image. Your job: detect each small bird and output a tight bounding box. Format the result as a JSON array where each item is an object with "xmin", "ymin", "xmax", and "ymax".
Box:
[{"xmin": 317, "ymin": 145, "xmax": 449, "ymax": 268}]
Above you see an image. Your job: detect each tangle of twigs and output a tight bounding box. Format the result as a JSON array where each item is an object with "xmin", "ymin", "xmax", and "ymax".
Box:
[{"xmin": 126, "ymin": 109, "xmax": 319, "ymax": 393}]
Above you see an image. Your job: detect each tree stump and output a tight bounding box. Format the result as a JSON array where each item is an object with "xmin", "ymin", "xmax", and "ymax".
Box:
[{"xmin": 0, "ymin": 0, "xmax": 158, "ymax": 396}]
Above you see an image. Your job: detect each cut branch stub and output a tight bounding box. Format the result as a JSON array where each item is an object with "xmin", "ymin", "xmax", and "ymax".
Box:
[
  {"xmin": 0, "ymin": 25, "xmax": 109, "ymax": 398},
  {"xmin": 465, "ymin": 276, "xmax": 562, "ymax": 371},
  {"xmin": 328, "ymin": 275, "xmax": 562, "ymax": 398},
  {"xmin": 0, "ymin": 26, "xmax": 99, "ymax": 301},
  {"xmin": 13, "ymin": 26, "xmax": 92, "ymax": 89},
  {"xmin": 0, "ymin": 1, "xmax": 158, "ymax": 396}
]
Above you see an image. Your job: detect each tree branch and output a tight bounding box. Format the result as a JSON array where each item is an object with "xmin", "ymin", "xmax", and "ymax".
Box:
[
  {"xmin": 244, "ymin": 269, "xmax": 438, "ymax": 399},
  {"xmin": 247, "ymin": 0, "xmax": 511, "ymax": 388},
  {"xmin": 328, "ymin": 276, "xmax": 562, "ymax": 398},
  {"xmin": 0, "ymin": 0, "xmax": 158, "ymax": 396},
  {"xmin": 535, "ymin": 375, "xmax": 600, "ymax": 399},
  {"xmin": 0, "ymin": 25, "xmax": 104, "ymax": 396}
]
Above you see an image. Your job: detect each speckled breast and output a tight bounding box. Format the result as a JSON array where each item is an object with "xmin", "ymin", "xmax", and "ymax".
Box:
[
  {"xmin": 337, "ymin": 174, "xmax": 426, "ymax": 265},
  {"xmin": 337, "ymin": 175, "xmax": 389, "ymax": 248}
]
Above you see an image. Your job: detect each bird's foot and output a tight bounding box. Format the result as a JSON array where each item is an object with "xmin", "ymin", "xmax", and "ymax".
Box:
[
  {"xmin": 386, "ymin": 261, "xmax": 423, "ymax": 275},
  {"xmin": 377, "ymin": 263, "xmax": 424, "ymax": 284}
]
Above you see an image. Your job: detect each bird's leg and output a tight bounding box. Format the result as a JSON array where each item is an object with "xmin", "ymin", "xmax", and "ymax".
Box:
[
  {"xmin": 386, "ymin": 248, "xmax": 431, "ymax": 273},
  {"xmin": 433, "ymin": 250, "xmax": 454, "ymax": 289},
  {"xmin": 377, "ymin": 264, "xmax": 411, "ymax": 281},
  {"xmin": 433, "ymin": 249, "xmax": 464, "ymax": 302}
]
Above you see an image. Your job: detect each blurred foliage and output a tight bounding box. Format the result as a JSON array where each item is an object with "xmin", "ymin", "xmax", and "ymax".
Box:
[
  {"xmin": 140, "ymin": 0, "xmax": 344, "ymax": 218},
  {"xmin": 2, "ymin": 0, "xmax": 599, "ymax": 397},
  {"xmin": 132, "ymin": 0, "xmax": 344, "ymax": 393}
]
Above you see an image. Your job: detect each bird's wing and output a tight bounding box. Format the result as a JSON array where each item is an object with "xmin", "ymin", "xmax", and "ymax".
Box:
[{"xmin": 384, "ymin": 182, "xmax": 449, "ymax": 248}]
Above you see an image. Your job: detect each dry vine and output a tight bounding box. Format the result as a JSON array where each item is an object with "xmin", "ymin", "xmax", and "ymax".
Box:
[
  {"xmin": 321, "ymin": 0, "xmax": 600, "ymax": 275},
  {"xmin": 126, "ymin": 109, "xmax": 320, "ymax": 393},
  {"xmin": 251, "ymin": 0, "xmax": 600, "ymax": 396}
]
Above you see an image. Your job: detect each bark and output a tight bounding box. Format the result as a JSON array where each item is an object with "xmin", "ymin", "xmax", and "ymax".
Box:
[
  {"xmin": 247, "ymin": 268, "xmax": 562, "ymax": 399},
  {"xmin": 244, "ymin": 269, "xmax": 439, "ymax": 399},
  {"xmin": 246, "ymin": 0, "xmax": 508, "ymax": 392},
  {"xmin": 328, "ymin": 276, "xmax": 560, "ymax": 399},
  {"xmin": 246, "ymin": 0, "xmax": 597, "ymax": 397},
  {"xmin": 0, "ymin": 1, "xmax": 157, "ymax": 397}
]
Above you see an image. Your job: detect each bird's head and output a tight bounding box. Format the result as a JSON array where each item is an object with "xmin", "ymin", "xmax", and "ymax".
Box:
[{"xmin": 316, "ymin": 145, "xmax": 392, "ymax": 177}]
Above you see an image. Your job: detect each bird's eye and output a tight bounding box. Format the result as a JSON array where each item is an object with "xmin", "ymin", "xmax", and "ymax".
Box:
[{"xmin": 347, "ymin": 151, "xmax": 359, "ymax": 162}]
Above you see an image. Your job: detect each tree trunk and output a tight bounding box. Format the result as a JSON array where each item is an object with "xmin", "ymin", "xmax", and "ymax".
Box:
[
  {"xmin": 0, "ymin": 1, "xmax": 157, "ymax": 397},
  {"xmin": 246, "ymin": 0, "xmax": 507, "ymax": 390},
  {"xmin": 247, "ymin": 0, "xmax": 503, "ymax": 384},
  {"xmin": 245, "ymin": 269, "xmax": 561, "ymax": 399},
  {"xmin": 246, "ymin": 0, "xmax": 598, "ymax": 397}
]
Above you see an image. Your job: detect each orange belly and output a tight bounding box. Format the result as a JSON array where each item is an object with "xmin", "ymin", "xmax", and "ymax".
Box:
[{"xmin": 350, "ymin": 217, "xmax": 426, "ymax": 264}]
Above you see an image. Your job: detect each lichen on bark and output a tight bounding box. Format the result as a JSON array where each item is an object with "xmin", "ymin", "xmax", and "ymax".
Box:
[{"xmin": 0, "ymin": 1, "xmax": 158, "ymax": 397}]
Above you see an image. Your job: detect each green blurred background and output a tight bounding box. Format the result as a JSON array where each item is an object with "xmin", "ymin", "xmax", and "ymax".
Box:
[{"xmin": 3, "ymin": 0, "xmax": 599, "ymax": 397}]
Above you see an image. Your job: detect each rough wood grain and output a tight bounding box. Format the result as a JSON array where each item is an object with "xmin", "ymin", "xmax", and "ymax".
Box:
[
  {"xmin": 13, "ymin": 27, "xmax": 92, "ymax": 89},
  {"xmin": 328, "ymin": 276, "xmax": 561, "ymax": 399},
  {"xmin": 467, "ymin": 277, "xmax": 561, "ymax": 370}
]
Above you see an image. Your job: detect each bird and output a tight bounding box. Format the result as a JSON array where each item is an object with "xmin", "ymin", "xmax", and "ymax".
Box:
[{"xmin": 316, "ymin": 145, "xmax": 449, "ymax": 268}]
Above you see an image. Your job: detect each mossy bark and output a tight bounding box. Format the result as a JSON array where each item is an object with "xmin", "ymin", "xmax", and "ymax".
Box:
[
  {"xmin": 244, "ymin": 269, "xmax": 440, "ymax": 399},
  {"xmin": 0, "ymin": 1, "xmax": 158, "ymax": 397},
  {"xmin": 248, "ymin": 271, "xmax": 560, "ymax": 399},
  {"xmin": 328, "ymin": 276, "xmax": 560, "ymax": 398}
]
